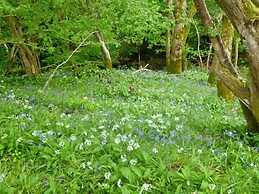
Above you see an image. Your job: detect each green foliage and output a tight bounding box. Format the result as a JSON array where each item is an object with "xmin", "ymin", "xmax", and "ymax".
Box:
[
  {"xmin": 0, "ymin": 0, "xmax": 168, "ymax": 70},
  {"xmin": 0, "ymin": 69, "xmax": 258, "ymax": 193}
]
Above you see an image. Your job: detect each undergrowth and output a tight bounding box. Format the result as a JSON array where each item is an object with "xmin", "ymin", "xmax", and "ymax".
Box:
[{"xmin": 0, "ymin": 68, "xmax": 258, "ymax": 193}]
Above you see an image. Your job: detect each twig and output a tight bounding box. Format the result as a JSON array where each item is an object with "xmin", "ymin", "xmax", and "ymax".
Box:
[
  {"xmin": 41, "ymin": 31, "xmax": 97, "ymax": 92},
  {"xmin": 193, "ymin": 21, "xmax": 204, "ymax": 69},
  {"xmin": 206, "ymin": 43, "xmax": 213, "ymax": 70}
]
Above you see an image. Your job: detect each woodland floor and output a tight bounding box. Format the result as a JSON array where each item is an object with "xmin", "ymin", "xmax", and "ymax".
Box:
[{"xmin": 0, "ymin": 68, "xmax": 258, "ymax": 193}]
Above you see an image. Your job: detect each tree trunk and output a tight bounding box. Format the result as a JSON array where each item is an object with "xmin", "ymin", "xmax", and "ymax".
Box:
[
  {"xmin": 168, "ymin": 0, "xmax": 196, "ymax": 74},
  {"xmin": 216, "ymin": 16, "xmax": 235, "ymax": 101},
  {"xmin": 6, "ymin": 16, "xmax": 40, "ymax": 75},
  {"xmin": 166, "ymin": 0, "xmax": 173, "ymax": 69},
  {"xmin": 208, "ymin": 55, "xmax": 217, "ymax": 85},
  {"xmin": 168, "ymin": 0, "xmax": 187, "ymax": 74},
  {"xmin": 217, "ymin": 0, "xmax": 259, "ymax": 131},
  {"xmin": 195, "ymin": 0, "xmax": 259, "ymax": 132},
  {"xmin": 95, "ymin": 31, "xmax": 112, "ymax": 70}
]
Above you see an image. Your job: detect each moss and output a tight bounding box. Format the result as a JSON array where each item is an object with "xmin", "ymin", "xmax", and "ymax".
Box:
[{"xmin": 243, "ymin": 0, "xmax": 259, "ymax": 20}]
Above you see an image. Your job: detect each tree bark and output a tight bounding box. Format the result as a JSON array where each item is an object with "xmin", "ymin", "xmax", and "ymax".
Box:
[
  {"xmin": 168, "ymin": 0, "xmax": 196, "ymax": 74},
  {"xmin": 95, "ymin": 31, "xmax": 112, "ymax": 69},
  {"xmin": 168, "ymin": 0, "xmax": 187, "ymax": 74},
  {"xmin": 195, "ymin": 0, "xmax": 259, "ymax": 132},
  {"xmin": 6, "ymin": 16, "xmax": 40, "ymax": 75},
  {"xmin": 215, "ymin": 16, "xmax": 235, "ymax": 101},
  {"xmin": 166, "ymin": 0, "xmax": 173, "ymax": 69}
]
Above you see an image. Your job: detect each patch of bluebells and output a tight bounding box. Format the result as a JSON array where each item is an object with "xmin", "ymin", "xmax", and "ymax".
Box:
[{"xmin": 31, "ymin": 130, "xmax": 59, "ymax": 144}]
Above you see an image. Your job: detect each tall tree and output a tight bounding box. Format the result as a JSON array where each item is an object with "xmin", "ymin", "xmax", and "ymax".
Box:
[
  {"xmin": 167, "ymin": 0, "xmax": 196, "ymax": 74},
  {"xmin": 166, "ymin": 0, "xmax": 173, "ymax": 69},
  {"xmin": 194, "ymin": 0, "xmax": 259, "ymax": 132},
  {"xmin": 6, "ymin": 16, "xmax": 40, "ymax": 75}
]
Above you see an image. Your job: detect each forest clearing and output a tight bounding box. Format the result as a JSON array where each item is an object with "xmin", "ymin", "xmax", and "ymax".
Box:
[
  {"xmin": 0, "ymin": 69, "xmax": 258, "ymax": 193},
  {"xmin": 0, "ymin": 0, "xmax": 259, "ymax": 193}
]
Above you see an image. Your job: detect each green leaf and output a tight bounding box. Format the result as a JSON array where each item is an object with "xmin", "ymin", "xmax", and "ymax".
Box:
[{"xmin": 120, "ymin": 167, "xmax": 134, "ymax": 183}]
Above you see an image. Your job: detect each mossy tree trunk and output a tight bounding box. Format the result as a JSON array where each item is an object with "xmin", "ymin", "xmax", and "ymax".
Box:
[
  {"xmin": 208, "ymin": 55, "xmax": 218, "ymax": 85},
  {"xmin": 214, "ymin": 16, "xmax": 235, "ymax": 101},
  {"xmin": 195, "ymin": 0, "xmax": 259, "ymax": 132},
  {"xmin": 95, "ymin": 31, "xmax": 112, "ymax": 70},
  {"xmin": 169, "ymin": 0, "xmax": 187, "ymax": 74},
  {"xmin": 167, "ymin": 0, "xmax": 196, "ymax": 74},
  {"xmin": 6, "ymin": 16, "xmax": 40, "ymax": 75}
]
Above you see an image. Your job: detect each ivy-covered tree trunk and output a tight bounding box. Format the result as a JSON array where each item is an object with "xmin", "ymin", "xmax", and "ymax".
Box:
[
  {"xmin": 95, "ymin": 31, "xmax": 112, "ymax": 69},
  {"xmin": 195, "ymin": 0, "xmax": 259, "ymax": 132},
  {"xmin": 168, "ymin": 1, "xmax": 196, "ymax": 74},
  {"xmin": 6, "ymin": 16, "xmax": 40, "ymax": 75}
]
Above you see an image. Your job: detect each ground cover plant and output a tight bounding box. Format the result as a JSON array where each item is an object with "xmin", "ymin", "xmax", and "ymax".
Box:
[{"xmin": 0, "ymin": 68, "xmax": 258, "ymax": 193}]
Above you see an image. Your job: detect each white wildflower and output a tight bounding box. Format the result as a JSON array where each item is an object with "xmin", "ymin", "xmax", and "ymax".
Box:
[
  {"xmin": 101, "ymin": 139, "xmax": 107, "ymax": 145},
  {"xmin": 209, "ymin": 184, "xmax": 216, "ymax": 191},
  {"xmin": 60, "ymin": 113, "xmax": 66, "ymax": 118},
  {"xmin": 133, "ymin": 142, "xmax": 140, "ymax": 149},
  {"xmin": 81, "ymin": 163, "xmax": 86, "ymax": 169},
  {"xmin": 129, "ymin": 159, "xmax": 137, "ymax": 166},
  {"xmin": 32, "ymin": 130, "xmax": 42, "ymax": 137},
  {"xmin": 140, "ymin": 183, "xmax": 152, "ymax": 192},
  {"xmin": 69, "ymin": 135, "xmax": 77, "ymax": 142},
  {"xmin": 129, "ymin": 139, "xmax": 135, "ymax": 146},
  {"xmin": 227, "ymin": 189, "xmax": 233, "ymax": 194},
  {"xmin": 177, "ymin": 147, "xmax": 184, "ymax": 153},
  {"xmin": 101, "ymin": 130, "xmax": 107, "ymax": 137},
  {"xmin": 40, "ymin": 134, "xmax": 47, "ymax": 143},
  {"xmin": 121, "ymin": 154, "xmax": 127, "ymax": 162},
  {"xmin": 127, "ymin": 145, "xmax": 134, "ymax": 152},
  {"xmin": 47, "ymin": 130, "xmax": 56, "ymax": 137},
  {"xmin": 104, "ymin": 172, "xmax": 112, "ymax": 180},
  {"xmin": 59, "ymin": 141, "xmax": 65, "ymax": 147},
  {"xmin": 152, "ymin": 147, "xmax": 158, "ymax": 154},
  {"xmin": 99, "ymin": 126, "xmax": 105, "ymax": 129},
  {"xmin": 0, "ymin": 174, "xmax": 5, "ymax": 183},
  {"xmin": 117, "ymin": 179, "xmax": 122, "ymax": 188},
  {"xmin": 79, "ymin": 143, "xmax": 84, "ymax": 150},
  {"xmin": 86, "ymin": 161, "xmax": 93, "ymax": 170},
  {"xmin": 112, "ymin": 124, "xmax": 120, "ymax": 131},
  {"xmin": 56, "ymin": 122, "xmax": 64, "ymax": 126},
  {"xmin": 81, "ymin": 115, "xmax": 89, "ymax": 121},
  {"xmin": 121, "ymin": 135, "xmax": 128, "ymax": 142},
  {"xmin": 114, "ymin": 136, "xmax": 121, "ymax": 144},
  {"xmin": 55, "ymin": 150, "xmax": 60, "ymax": 155},
  {"xmin": 84, "ymin": 139, "xmax": 92, "ymax": 146},
  {"xmin": 16, "ymin": 137, "xmax": 23, "ymax": 143}
]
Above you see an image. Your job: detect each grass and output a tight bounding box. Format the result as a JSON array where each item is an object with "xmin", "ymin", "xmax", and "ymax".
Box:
[{"xmin": 0, "ymin": 68, "xmax": 258, "ymax": 193}]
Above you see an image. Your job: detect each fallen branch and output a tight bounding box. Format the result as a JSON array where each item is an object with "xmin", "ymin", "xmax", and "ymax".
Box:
[
  {"xmin": 133, "ymin": 64, "xmax": 151, "ymax": 74},
  {"xmin": 41, "ymin": 31, "xmax": 97, "ymax": 92}
]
